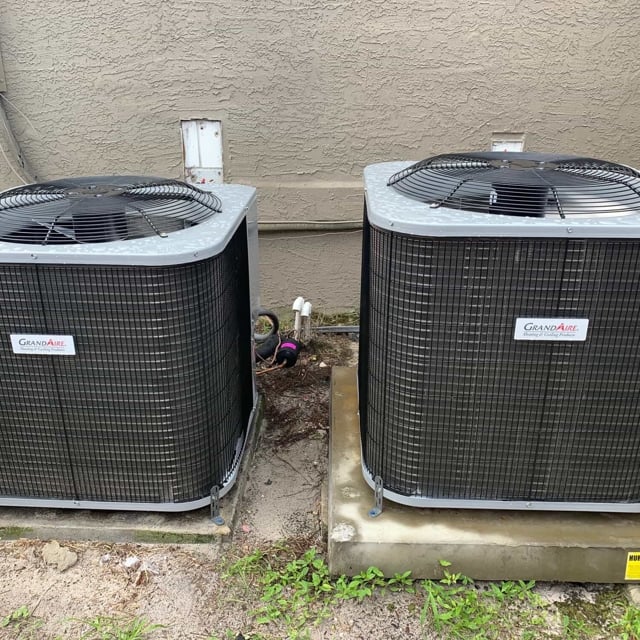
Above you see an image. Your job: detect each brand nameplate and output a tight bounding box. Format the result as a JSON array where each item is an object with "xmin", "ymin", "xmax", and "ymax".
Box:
[
  {"xmin": 514, "ymin": 318, "xmax": 589, "ymax": 341},
  {"xmin": 10, "ymin": 334, "xmax": 76, "ymax": 355}
]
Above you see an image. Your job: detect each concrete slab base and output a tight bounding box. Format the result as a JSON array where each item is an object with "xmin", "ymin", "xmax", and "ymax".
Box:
[
  {"xmin": 328, "ymin": 367, "xmax": 640, "ymax": 583},
  {"xmin": 0, "ymin": 397, "xmax": 264, "ymax": 545}
]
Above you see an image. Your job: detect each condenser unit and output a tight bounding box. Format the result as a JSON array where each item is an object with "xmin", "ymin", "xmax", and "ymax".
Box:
[
  {"xmin": 359, "ymin": 152, "xmax": 640, "ymax": 512},
  {"xmin": 0, "ymin": 176, "xmax": 259, "ymax": 511}
]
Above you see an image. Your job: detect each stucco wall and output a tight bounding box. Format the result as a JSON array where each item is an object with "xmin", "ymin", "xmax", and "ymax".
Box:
[
  {"xmin": 0, "ymin": 142, "xmax": 17, "ymax": 190},
  {"xmin": 1, "ymin": 1, "xmax": 639, "ymax": 308}
]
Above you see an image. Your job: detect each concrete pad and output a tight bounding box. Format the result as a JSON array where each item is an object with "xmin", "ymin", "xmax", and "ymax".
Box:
[
  {"xmin": 0, "ymin": 397, "xmax": 264, "ymax": 545},
  {"xmin": 328, "ymin": 367, "xmax": 640, "ymax": 582}
]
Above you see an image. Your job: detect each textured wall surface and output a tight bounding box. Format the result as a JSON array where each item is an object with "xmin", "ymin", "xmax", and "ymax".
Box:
[
  {"xmin": 260, "ymin": 231, "xmax": 362, "ymax": 310},
  {"xmin": 0, "ymin": 0, "xmax": 639, "ymax": 307},
  {"xmin": 0, "ymin": 140, "xmax": 17, "ymax": 189}
]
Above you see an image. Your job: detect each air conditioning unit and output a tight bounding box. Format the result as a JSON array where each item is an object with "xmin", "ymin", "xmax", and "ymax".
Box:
[
  {"xmin": 359, "ymin": 152, "xmax": 640, "ymax": 512},
  {"xmin": 0, "ymin": 176, "xmax": 259, "ymax": 511}
]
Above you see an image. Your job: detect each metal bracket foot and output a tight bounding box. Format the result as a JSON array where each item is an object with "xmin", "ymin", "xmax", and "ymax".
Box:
[
  {"xmin": 368, "ymin": 475, "xmax": 384, "ymax": 518},
  {"xmin": 210, "ymin": 485, "xmax": 225, "ymax": 525}
]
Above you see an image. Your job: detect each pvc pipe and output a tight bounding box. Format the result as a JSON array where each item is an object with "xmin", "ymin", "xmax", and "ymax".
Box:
[{"xmin": 292, "ymin": 296, "xmax": 304, "ymax": 340}]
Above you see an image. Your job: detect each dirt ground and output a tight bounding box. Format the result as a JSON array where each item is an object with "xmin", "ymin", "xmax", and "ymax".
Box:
[{"xmin": 0, "ymin": 334, "xmax": 633, "ymax": 639}]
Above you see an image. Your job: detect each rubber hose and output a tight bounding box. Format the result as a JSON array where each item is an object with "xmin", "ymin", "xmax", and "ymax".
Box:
[
  {"xmin": 255, "ymin": 333, "xmax": 280, "ymax": 362},
  {"xmin": 254, "ymin": 309, "xmax": 279, "ymax": 343}
]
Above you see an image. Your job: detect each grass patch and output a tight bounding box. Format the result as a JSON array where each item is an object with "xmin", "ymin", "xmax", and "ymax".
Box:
[
  {"xmin": 78, "ymin": 615, "xmax": 163, "ymax": 639},
  {"xmin": 0, "ymin": 605, "xmax": 43, "ymax": 639},
  {"xmin": 222, "ymin": 544, "xmax": 640, "ymax": 640},
  {"xmin": 312, "ymin": 309, "xmax": 359, "ymax": 328},
  {"xmin": 225, "ymin": 544, "xmax": 412, "ymax": 638},
  {"xmin": 555, "ymin": 587, "xmax": 624, "ymax": 637},
  {"xmin": 132, "ymin": 530, "xmax": 214, "ymax": 544},
  {"xmin": 615, "ymin": 602, "xmax": 640, "ymax": 639},
  {"xmin": 417, "ymin": 561, "xmax": 548, "ymax": 639},
  {"xmin": 268, "ymin": 308, "xmax": 359, "ymax": 332},
  {"xmin": 0, "ymin": 526, "xmax": 34, "ymax": 539}
]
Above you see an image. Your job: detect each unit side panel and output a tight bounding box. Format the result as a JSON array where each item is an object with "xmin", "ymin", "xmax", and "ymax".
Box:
[
  {"xmin": 360, "ymin": 225, "xmax": 640, "ymax": 504},
  {"xmin": 0, "ymin": 266, "xmax": 77, "ymax": 499}
]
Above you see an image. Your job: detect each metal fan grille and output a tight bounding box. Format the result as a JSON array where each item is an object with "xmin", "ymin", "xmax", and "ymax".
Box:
[
  {"xmin": 359, "ymin": 217, "xmax": 640, "ymax": 504},
  {"xmin": 0, "ymin": 222, "xmax": 252, "ymax": 505},
  {"xmin": 0, "ymin": 176, "xmax": 222, "ymax": 245},
  {"xmin": 388, "ymin": 152, "xmax": 640, "ymax": 218}
]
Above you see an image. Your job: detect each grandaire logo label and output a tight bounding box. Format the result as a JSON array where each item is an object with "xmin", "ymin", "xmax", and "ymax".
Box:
[
  {"xmin": 18, "ymin": 338, "xmax": 66, "ymax": 347},
  {"xmin": 10, "ymin": 334, "xmax": 76, "ymax": 355},
  {"xmin": 522, "ymin": 322, "xmax": 578, "ymax": 332},
  {"xmin": 514, "ymin": 318, "xmax": 589, "ymax": 342}
]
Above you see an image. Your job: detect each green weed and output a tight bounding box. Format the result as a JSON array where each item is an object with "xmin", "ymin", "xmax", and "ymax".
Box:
[
  {"xmin": 225, "ymin": 548, "xmax": 266, "ymax": 578},
  {"xmin": 615, "ymin": 603, "xmax": 640, "ymax": 640},
  {"xmin": 1, "ymin": 606, "xmax": 31, "ymax": 628},
  {"xmin": 207, "ymin": 632, "xmax": 267, "ymax": 640},
  {"xmin": 418, "ymin": 565, "xmax": 550, "ymax": 639},
  {"xmin": 78, "ymin": 615, "xmax": 163, "ymax": 640},
  {"xmin": 420, "ymin": 576, "xmax": 496, "ymax": 638},
  {"xmin": 227, "ymin": 547, "xmax": 415, "ymax": 639},
  {"xmin": 560, "ymin": 613, "xmax": 598, "ymax": 639},
  {"xmin": 0, "ymin": 605, "xmax": 42, "ymax": 638},
  {"xmin": 224, "ymin": 547, "xmax": 640, "ymax": 640}
]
